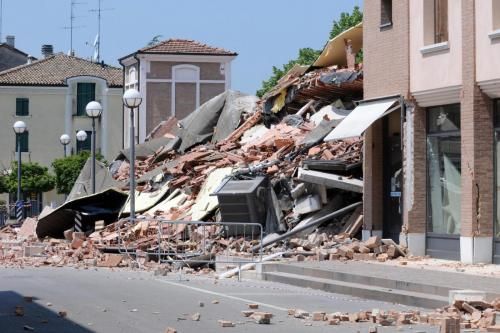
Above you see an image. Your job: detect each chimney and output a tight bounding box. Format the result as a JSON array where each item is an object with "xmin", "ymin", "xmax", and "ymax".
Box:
[
  {"xmin": 344, "ymin": 39, "xmax": 355, "ymax": 70},
  {"xmin": 27, "ymin": 55, "xmax": 35, "ymax": 65},
  {"xmin": 41, "ymin": 44, "xmax": 54, "ymax": 58},
  {"xmin": 6, "ymin": 35, "xmax": 15, "ymax": 47}
]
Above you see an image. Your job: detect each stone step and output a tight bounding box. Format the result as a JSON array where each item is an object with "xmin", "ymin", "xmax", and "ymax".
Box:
[
  {"xmin": 262, "ymin": 263, "xmax": 451, "ymax": 297},
  {"xmin": 262, "ymin": 271, "xmax": 449, "ymax": 309}
]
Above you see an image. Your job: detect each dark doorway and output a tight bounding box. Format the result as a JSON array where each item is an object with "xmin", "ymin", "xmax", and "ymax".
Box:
[{"xmin": 382, "ymin": 111, "xmax": 403, "ymax": 242}]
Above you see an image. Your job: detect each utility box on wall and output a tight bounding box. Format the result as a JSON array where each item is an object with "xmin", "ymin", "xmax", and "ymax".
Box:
[{"xmin": 212, "ymin": 176, "xmax": 268, "ymax": 236}]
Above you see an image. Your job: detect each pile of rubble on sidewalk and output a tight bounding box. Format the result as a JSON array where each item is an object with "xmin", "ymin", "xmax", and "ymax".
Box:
[
  {"xmin": 285, "ymin": 297, "xmax": 500, "ymax": 332},
  {"xmin": 0, "ymin": 56, "xmax": 384, "ymax": 270}
]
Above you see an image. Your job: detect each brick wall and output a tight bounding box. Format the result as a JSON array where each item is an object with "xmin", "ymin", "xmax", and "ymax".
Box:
[
  {"xmin": 363, "ymin": 0, "xmax": 411, "ymax": 231},
  {"xmin": 363, "ymin": 120, "xmax": 384, "ymax": 230},
  {"xmin": 460, "ymin": 0, "xmax": 494, "ymax": 238},
  {"xmin": 363, "ymin": 0, "xmax": 410, "ymax": 99},
  {"xmin": 403, "ymin": 103, "xmax": 427, "ymax": 233}
]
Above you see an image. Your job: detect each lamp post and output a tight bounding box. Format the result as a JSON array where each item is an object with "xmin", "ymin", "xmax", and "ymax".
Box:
[
  {"xmin": 122, "ymin": 88, "xmax": 142, "ymax": 222},
  {"xmin": 13, "ymin": 120, "xmax": 27, "ymax": 223},
  {"xmin": 59, "ymin": 134, "xmax": 71, "ymax": 158},
  {"xmin": 76, "ymin": 130, "xmax": 87, "ymax": 145},
  {"xmin": 85, "ymin": 101, "xmax": 102, "ymax": 194}
]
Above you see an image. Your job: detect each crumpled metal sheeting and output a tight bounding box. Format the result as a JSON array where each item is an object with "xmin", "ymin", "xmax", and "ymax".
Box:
[
  {"xmin": 67, "ymin": 158, "xmax": 123, "ymax": 202},
  {"xmin": 116, "ymin": 137, "xmax": 175, "ymax": 162},
  {"xmin": 36, "ymin": 189, "xmax": 128, "ymax": 239},
  {"xmin": 211, "ymin": 92, "xmax": 259, "ymax": 143},
  {"xmin": 319, "ymin": 68, "xmax": 361, "ymax": 85}
]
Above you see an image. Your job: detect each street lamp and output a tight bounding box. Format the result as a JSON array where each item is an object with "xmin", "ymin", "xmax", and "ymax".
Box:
[
  {"xmin": 85, "ymin": 101, "xmax": 102, "ymax": 194},
  {"xmin": 59, "ymin": 134, "xmax": 71, "ymax": 158},
  {"xmin": 13, "ymin": 120, "xmax": 27, "ymax": 223},
  {"xmin": 76, "ymin": 130, "xmax": 87, "ymax": 143},
  {"xmin": 122, "ymin": 88, "xmax": 142, "ymax": 222}
]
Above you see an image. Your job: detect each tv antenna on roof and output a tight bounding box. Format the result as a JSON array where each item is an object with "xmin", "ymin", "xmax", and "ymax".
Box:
[
  {"xmin": 62, "ymin": 0, "xmax": 86, "ymax": 55},
  {"xmin": 89, "ymin": 0, "xmax": 114, "ymax": 63}
]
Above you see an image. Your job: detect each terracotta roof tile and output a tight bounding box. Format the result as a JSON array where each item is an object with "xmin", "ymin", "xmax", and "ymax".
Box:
[
  {"xmin": 139, "ymin": 39, "xmax": 237, "ymax": 56},
  {"xmin": 0, "ymin": 53, "xmax": 122, "ymax": 87}
]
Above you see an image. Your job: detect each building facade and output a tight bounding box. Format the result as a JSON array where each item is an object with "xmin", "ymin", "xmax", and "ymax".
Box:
[
  {"xmin": 118, "ymin": 39, "xmax": 237, "ymax": 147},
  {"xmin": 358, "ymin": 0, "xmax": 500, "ymax": 263},
  {"xmin": 0, "ymin": 51, "xmax": 123, "ymax": 209},
  {"xmin": 0, "ymin": 36, "xmax": 31, "ymax": 72}
]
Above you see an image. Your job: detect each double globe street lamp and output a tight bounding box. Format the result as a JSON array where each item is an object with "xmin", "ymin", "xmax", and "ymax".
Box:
[
  {"xmin": 13, "ymin": 120, "xmax": 27, "ymax": 223},
  {"xmin": 122, "ymin": 88, "xmax": 142, "ymax": 222}
]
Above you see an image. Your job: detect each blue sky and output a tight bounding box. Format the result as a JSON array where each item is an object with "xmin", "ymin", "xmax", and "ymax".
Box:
[{"xmin": 2, "ymin": 0, "xmax": 361, "ymax": 95}]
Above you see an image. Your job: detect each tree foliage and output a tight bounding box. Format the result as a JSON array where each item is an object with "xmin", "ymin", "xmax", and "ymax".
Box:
[
  {"xmin": 0, "ymin": 162, "xmax": 55, "ymax": 194},
  {"xmin": 256, "ymin": 6, "xmax": 363, "ymax": 97},
  {"xmin": 51, "ymin": 151, "xmax": 104, "ymax": 195},
  {"xmin": 256, "ymin": 48, "xmax": 321, "ymax": 98},
  {"xmin": 329, "ymin": 6, "xmax": 363, "ymax": 39}
]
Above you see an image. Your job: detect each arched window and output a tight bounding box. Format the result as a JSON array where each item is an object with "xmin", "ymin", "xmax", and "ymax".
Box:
[
  {"xmin": 171, "ymin": 65, "xmax": 200, "ymax": 118},
  {"xmin": 128, "ymin": 67, "xmax": 137, "ymax": 85}
]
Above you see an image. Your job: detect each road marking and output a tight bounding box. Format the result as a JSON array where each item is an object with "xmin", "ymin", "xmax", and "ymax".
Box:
[{"xmin": 155, "ymin": 279, "xmax": 288, "ymax": 312}]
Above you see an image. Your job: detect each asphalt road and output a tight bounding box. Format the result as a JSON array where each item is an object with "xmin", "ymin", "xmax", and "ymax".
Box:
[{"xmin": 0, "ymin": 267, "xmax": 440, "ymax": 333}]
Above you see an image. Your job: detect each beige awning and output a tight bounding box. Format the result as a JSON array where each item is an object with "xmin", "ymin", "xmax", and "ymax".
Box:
[{"xmin": 324, "ymin": 98, "xmax": 399, "ymax": 141}]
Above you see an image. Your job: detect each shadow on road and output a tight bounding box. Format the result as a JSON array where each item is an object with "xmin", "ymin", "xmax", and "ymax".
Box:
[{"xmin": 0, "ymin": 290, "xmax": 95, "ymax": 333}]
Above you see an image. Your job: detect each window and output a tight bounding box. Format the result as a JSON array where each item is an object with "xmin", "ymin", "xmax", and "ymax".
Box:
[
  {"xmin": 76, "ymin": 83, "xmax": 95, "ymax": 116},
  {"xmin": 427, "ymin": 104, "xmax": 461, "ymax": 235},
  {"xmin": 380, "ymin": 0, "xmax": 393, "ymax": 27},
  {"xmin": 16, "ymin": 98, "xmax": 29, "ymax": 116},
  {"xmin": 494, "ymin": 0, "xmax": 500, "ymax": 31},
  {"xmin": 76, "ymin": 130, "xmax": 92, "ymax": 153},
  {"xmin": 424, "ymin": 0, "xmax": 448, "ymax": 45},
  {"xmin": 15, "ymin": 131, "xmax": 29, "ymax": 152}
]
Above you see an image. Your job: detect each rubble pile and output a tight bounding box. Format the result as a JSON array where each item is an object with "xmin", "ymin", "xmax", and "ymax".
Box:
[
  {"xmin": 2, "ymin": 64, "xmax": 372, "ymax": 268},
  {"xmin": 280, "ymin": 234, "xmax": 407, "ymax": 263},
  {"xmin": 287, "ymin": 297, "xmax": 500, "ymax": 332}
]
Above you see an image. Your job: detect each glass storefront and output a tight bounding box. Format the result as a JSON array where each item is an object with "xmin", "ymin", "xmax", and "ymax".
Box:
[{"xmin": 427, "ymin": 104, "xmax": 461, "ymax": 235}]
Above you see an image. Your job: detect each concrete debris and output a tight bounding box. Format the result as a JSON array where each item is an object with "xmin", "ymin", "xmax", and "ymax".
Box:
[
  {"xmin": 191, "ymin": 312, "xmax": 201, "ymax": 321},
  {"xmin": 282, "ymin": 298, "xmax": 500, "ymax": 331},
  {"xmin": 218, "ymin": 320, "xmax": 235, "ymax": 327},
  {"xmin": 0, "ymin": 70, "xmax": 376, "ymax": 272}
]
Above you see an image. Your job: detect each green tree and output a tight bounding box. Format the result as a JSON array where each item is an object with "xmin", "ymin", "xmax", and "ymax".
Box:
[
  {"xmin": 257, "ymin": 6, "xmax": 363, "ymax": 97},
  {"xmin": 0, "ymin": 162, "xmax": 55, "ymax": 194},
  {"xmin": 329, "ymin": 5, "xmax": 363, "ymax": 39},
  {"xmin": 51, "ymin": 151, "xmax": 105, "ymax": 195},
  {"xmin": 256, "ymin": 48, "xmax": 321, "ymax": 98}
]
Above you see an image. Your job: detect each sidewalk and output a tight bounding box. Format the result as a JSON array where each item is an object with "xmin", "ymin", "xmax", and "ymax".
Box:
[{"xmin": 260, "ymin": 257, "xmax": 500, "ymax": 309}]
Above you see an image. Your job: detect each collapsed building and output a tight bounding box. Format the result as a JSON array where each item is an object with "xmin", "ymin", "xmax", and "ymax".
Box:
[{"xmin": 2, "ymin": 23, "xmax": 406, "ymax": 269}]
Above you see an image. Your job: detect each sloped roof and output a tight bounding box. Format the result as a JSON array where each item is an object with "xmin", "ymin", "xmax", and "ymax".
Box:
[
  {"xmin": 0, "ymin": 43, "xmax": 30, "ymax": 57},
  {"xmin": 139, "ymin": 39, "xmax": 237, "ymax": 56},
  {"xmin": 0, "ymin": 53, "xmax": 123, "ymax": 87}
]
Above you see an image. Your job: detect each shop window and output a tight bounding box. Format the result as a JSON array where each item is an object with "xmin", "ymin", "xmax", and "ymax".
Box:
[
  {"xmin": 424, "ymin": 0, "xmax": 448, "ymax": 45},
  {"xmin": 494, "ymin": 0, "xmax": 500, "ymax": 31},
  {"xmin": 380, "ymin": 0, "xmax": 393, "ymax": 27},
  {"xmin": 76, "ymin": 130, "xmax": 92, "ymax": 153},
  {"xmin": 76, "ymin": 83, "xmax": 95, "ymax": 116},
  {"xmin": 427, "ymin": 104, "xmax": 461, "ymax": 235},
  {"xmin": 16, "ymin": 98, "xmax": 29, "ymax": 116}
]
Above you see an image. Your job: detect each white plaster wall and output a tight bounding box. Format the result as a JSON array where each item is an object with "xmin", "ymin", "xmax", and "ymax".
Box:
[
  {"xmin": 410, "ymin": 0, "xmax": 462, "ymax": 93},
  {"xmin": 476, "ymin": 0, "xmax": 500, "ymax": 83}
]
